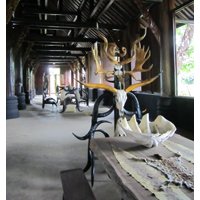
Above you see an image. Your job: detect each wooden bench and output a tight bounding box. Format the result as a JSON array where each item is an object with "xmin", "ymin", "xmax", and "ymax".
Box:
[{"xmin": 60, "ymin": 168, "xmax": 96, "ymax": 200}]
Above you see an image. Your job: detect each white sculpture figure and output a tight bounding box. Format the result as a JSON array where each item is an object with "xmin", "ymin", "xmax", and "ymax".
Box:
[{"xmin": 116, "ymin": 113, "xmax": 176, "ymax": 148}]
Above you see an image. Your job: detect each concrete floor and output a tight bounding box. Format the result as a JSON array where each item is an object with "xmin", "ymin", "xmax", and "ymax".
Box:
[{"xmin": 6, "ymin": 95, "xmax": 121, "ymax": 200}]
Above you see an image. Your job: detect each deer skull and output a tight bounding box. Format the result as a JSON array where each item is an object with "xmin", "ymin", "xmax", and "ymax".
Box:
[{"xmin": 115, "ymin": 90, "xmax": 127, "ymax": 116}]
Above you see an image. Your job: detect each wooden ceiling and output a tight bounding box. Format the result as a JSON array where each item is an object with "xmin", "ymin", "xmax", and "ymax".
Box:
[{"xmin": 7, "ymin": 0, "xmax": 194, "ymax": 67}]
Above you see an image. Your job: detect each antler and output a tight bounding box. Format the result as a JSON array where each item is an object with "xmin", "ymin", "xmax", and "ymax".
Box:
[
  {"xmin": 98, "ymin": 32, "xmax": 119, "ymax": 65},
  {"xmin": 125, "ymin": 72, "xmax": 161, "ymax": 93},
  {"xmin": 91, "ymin": 42, "xmax": 114, "ymax": 79},
  {"xmin": 133, "ymin": 42, "xmax": 153, "ymax": 72},
  {"xmin": 88, "ymin": 24, "xmax": 161, "ymax": 95},
  {"xmin": 76, "ymin": 80, "xmax": 117, "ymax": 94},
  {"xmin": 124, "ymin": 42, "xmax": 153, "ymax": 81}
]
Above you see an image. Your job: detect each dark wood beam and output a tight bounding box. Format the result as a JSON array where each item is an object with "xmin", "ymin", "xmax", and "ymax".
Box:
[
  {"xmin": 11, "ymin": 18, "xmax": 126, "ymax": 30},
  {"xmin": 97, "ymin": 0, "xmax": 115, "ymax": 19},
  {"xmin": 142, "ymin": 0, "xmax": 162, "ymax": 2},
  {"xmin": 172, "ymin": 0, "xmax": 194, "ymax": 14},
  {"xmin": 89, "ymin": 0, "xmax": 104, "ymax": 20},
  {"xmin": 39, "ymin": 59, "xmax": 77, "ymax": 62},
  {"xmin": 22, "ymin": 8, "xmax": 80, "ymax": 16},
  {"xmin": 175, "ymin": 18, "xmax": 194, "ymax": 24},
  {"xmin": 40, "ymin": 62, "xmax": 72, "ymax": 66},
  {"xmin": 77, "ymin": 0, "xmax": 104, "ymax": 36},
  {"xmin": 36, "ymin": 52, "xmax": 85, "ymax": 57},
  {"xmin": 38, "ymin": 57, "xmax": 78, "ymax": 60},
  {"xmin": 33, "ymin": 46, "xmax": 91, "ymax": 51},
  {"xmin": 134, "ymin": 0, "xmax": 161, "ymax": 45},
  {"xmin": 77, "ymin": 0, "xmax": 115, "ymax": 37},
  {"xmin": 24, "ymin": 35, "xmax": 102, "ymax": 43},
  {"xmin": 6, "ymin": 0, "xmax": 20, "ymax": 24}
]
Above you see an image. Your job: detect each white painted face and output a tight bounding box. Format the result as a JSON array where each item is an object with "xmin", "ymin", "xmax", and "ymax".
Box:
[{"xmin": 115, "ymin": 90, "xmax": 127, "ymax": 114}]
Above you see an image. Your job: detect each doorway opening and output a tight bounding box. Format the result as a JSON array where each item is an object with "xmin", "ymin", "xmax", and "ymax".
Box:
[{"xmin": 49, "ymin": 67, "xmax": 60, "ymax": 95}]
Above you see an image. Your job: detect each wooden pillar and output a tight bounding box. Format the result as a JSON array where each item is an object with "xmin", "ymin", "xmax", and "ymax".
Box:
[
  {"xmin": 15, "ymin": 49, "xmax": 23, "ymax": 94},
  {"xmin": 23, "ymin": 64, "xmax": 30, "ymax": 104},
  {"xmin": 87, "ymin": 52, "xmax": 92, "ymax": 83},
  {"xmin": 70, "ymin": 65, "xmax": 74, "ymax": 87},
  {"xmin": 158, "ymin": 0, "xmax": 175, "ymax": 97},
  {"xmin": 6, "ymin": 24, "xmax": 19, "ymax": 119},
  {"xmin": 15, "ymin": 49, "xmax": 26, "ymax": 110}
]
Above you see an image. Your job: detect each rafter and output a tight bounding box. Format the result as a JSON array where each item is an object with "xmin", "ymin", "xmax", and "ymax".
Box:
[
  {"xmin": 22, "ymin": 8, "xmax": 81, "ymax": 16},
  {"xmin": 24, "ymin": 35, "xmax": 102, "ymax": 43},
  {"xmin": 36, "ymin": 52, "xmax": 85, "ymax": 57},
  {"xmin": 172, "ymin": 0, "xmax": 194, "ymax": 14},
  {"xmin": 39, "ymin": 58, "xmax": 77, "ymax": 62},
  {"xmin": 33, "ymin": 46, "xmax": 91, "ymax": 52},
  {"xmin": 40, "ymin": 62, "xmax": 72, "ymax": 66},
  {"xmin": 11, "ymin": 18, "xmax": 126, "ymax": 30}
]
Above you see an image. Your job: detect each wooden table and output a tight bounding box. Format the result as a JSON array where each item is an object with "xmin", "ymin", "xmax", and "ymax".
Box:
[{"xmin": 90, "ymin": 134, "xmax": 194, "ymax": 200}]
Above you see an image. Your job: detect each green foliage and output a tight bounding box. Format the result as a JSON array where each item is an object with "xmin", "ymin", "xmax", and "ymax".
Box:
[
  {"xmin": 176, "ymin": 24, "xmax": 194, "ymax": 96},
  {"xmin": 181, "ymin": 73, "xmax": 194, "ymax": 85}
]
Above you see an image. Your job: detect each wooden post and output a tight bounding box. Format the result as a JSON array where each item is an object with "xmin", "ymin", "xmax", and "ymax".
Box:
[
  {"xmin": 15, "ymin": 48, "xmax": 26, "ymax": 109},
  {"xmin": 6, "ymin": 24, "xmax": 19, "ymax": 119},
  {"xmin": 158, "ymin": 0, "xmax": 176, "ymax": 97}
]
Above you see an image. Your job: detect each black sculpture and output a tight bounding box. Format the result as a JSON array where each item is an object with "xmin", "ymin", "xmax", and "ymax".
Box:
[{"xmin": 57, "ymin": 86, "xmax": 89, "ymax": 113}]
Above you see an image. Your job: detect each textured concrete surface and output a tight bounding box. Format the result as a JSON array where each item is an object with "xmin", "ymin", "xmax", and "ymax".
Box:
[{"xmin": 6, "ymin": 95, "xmax": 121, "ymax": 200}]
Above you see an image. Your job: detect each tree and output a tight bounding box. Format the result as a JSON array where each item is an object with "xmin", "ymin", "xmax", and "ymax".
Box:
[{"xmin": 176, "ymin": 24, "xmax": 194, "ymax": 75}]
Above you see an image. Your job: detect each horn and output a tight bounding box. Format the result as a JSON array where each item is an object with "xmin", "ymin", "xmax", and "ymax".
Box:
[
  {"xmin": 76, "ymin": 80, "xmax": 117, "ymax": 94},
  {"xmin": 125, "ymin": 72, "xmax": 161, "ymax": 93},
  {"xmin": 98, "ymin": 32, "xmax": 119, "ymax": 65},
  {"xmin": 119, "ymin": 27, "xmax": 147, "ymax": 66}
]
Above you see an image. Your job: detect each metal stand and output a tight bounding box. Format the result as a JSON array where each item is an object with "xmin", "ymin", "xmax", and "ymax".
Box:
[
  {"xmin": 72, "ymin": 90, "xmax": 142, "ymax": 186},
  {"xmin": 73, "ymin": 92, "xmax": 114, "ymax": 186},
  {"xmin": 57, "ymin": 86, "xmax": 89, "ymax": 113}
]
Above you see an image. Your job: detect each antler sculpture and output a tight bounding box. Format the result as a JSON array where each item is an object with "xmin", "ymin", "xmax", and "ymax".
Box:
[{"xmin": 78, "ymin": 25, "xmax": 161, "ymax": 116}]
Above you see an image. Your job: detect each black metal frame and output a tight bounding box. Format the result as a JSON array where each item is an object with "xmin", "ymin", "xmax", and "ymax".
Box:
[
  {"xmin": 73, "ymin": 90, "xmax": 142, "ymax": 186},
  {"xmin": 57, "ymin": 86, "xmax": 89, "ymax": 113},
  {"xmin": 42, "ymin": 90, "xmax": 57, "ymax": 109}
]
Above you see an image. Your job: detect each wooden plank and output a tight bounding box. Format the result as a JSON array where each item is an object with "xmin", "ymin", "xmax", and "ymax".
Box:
[
  {"xmin": 60, "ymin": 168, "xmax": 96, "ymax": 200},
  {"xmin": 90, "ymin": 134, "xmax": 194, "ymax": 200}
]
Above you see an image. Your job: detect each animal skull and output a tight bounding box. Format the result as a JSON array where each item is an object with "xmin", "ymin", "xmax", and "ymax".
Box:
[{"xmin": 115, "ymin": 90, "xmax": 127, "ymax": 116}]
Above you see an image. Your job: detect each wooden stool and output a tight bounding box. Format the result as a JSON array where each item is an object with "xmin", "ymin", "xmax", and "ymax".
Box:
[{"xmin": 60, "ymin": 168, "xmax": 96, "ymax": 200}]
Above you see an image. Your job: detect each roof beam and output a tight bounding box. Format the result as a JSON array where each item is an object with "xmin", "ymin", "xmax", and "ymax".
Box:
[
  {"xmin": 11, "ymin": 18, "xmax": 126, "ymax": 30},
  {"xmin": 78, "ymin": 0, "xmax": 115, "ymax": 37},
  {"xmin": 77, "ymin": 0, "xmax": 106, "ymax": 36},
  {"xmin": 24, "ymin": 35, "xmax": 102, "ymax": 43},
  {"xmin": 33, "ymin": 46, "xmax": 91, "ymax": 51},
  {"xmin": 36, "ymin": 52, "xmax": 85, "ymax": 57},
  {"xmin": 97, "ymin": 0, "xmax": 115, "ymax": 19},
  {"xmin": 40, "ymin": 62, "xmax": 72, "ymax": 65},
  {"xmin": 175, "ymin": 18, "xmax": 194, "ymax": 24},
  {"xmin": 172, "ymin": 0, "xmax": 194, "ymax": 14},
  {"xmin": 22, "ymin": 8, "xmax": 80, "ymax": 16},
  {"xmin": 39, "ymin": 59, "xmax": 77, "ymax": 62}
]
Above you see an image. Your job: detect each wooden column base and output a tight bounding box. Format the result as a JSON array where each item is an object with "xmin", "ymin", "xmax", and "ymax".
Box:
[
  {"xmin": 6, "ymin": 96, "xmax": 19, "ymax": 119},
  {"xmin": 25, "ymin": 91, "xmax": 30, "ymax": 104},
  {"xmin": 16, "ymin": 93, "xmax": 26, "ymax": 110}
]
